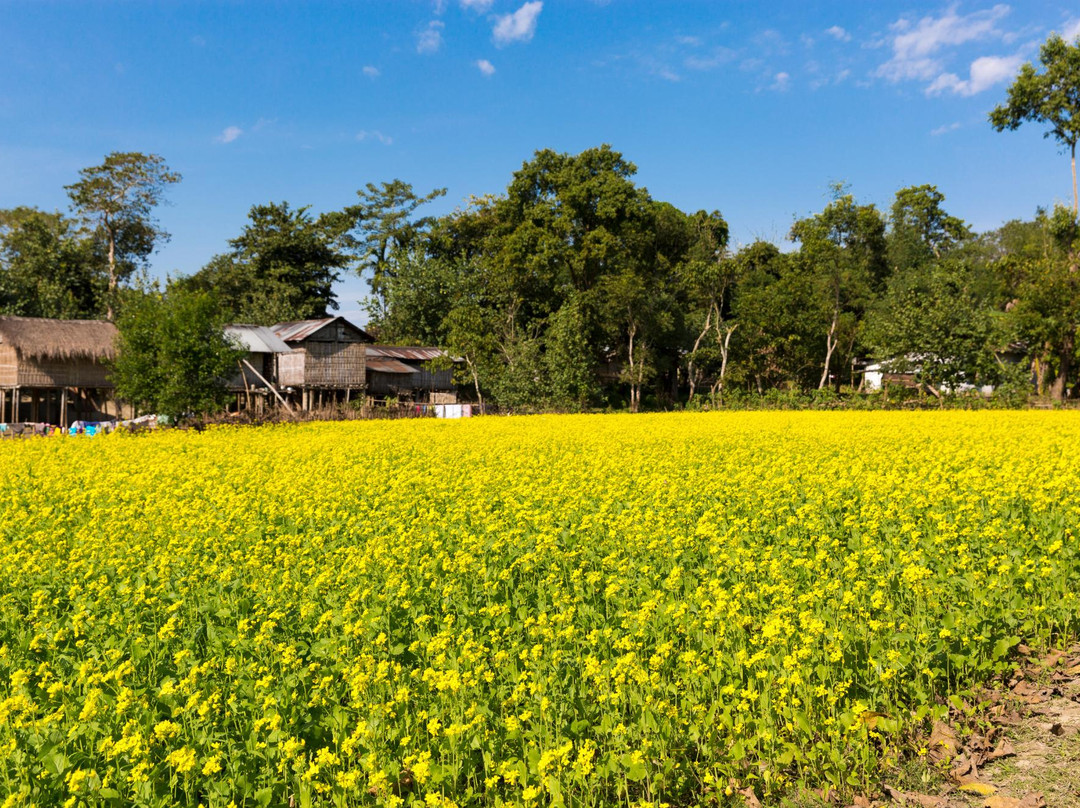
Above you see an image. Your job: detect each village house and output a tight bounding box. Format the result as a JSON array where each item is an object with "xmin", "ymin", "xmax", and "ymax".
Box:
[
  {"xmin": 271, "ymin": 316, "xmax": 374, "ymax": 410},
  {"xmin": 364, "ymin": 345, "xmax": 457, "ymax": 402},
  {"xmin": 0, "ymin": 316, "xmax": 129, "ymax": 427},
  {"xmin": 224, "ymin": 324, "xmax": 294, "ymax": 415}
]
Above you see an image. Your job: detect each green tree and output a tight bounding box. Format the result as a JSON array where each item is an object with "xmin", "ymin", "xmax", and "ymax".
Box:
[
  {"xmin": 865, "ymin": 259, "xmax": 1001, "ymax": 395},
  {"xmin": 790, "ymin": 187, "xmax": 887, "ymax": 389},
  {"xmin": 0, "ymin": 207, "xmax": 105, "ymax": 319},
  {"xmin": 729, "ymin": 242, "xmax": 820, "ymax": 392},
  {"xmin": 185, "ymin": 202, "xmax": 346, "ymax": 325},
  {"xmin": 110, "ymin": 283, "xmax": 244, "ymax": 420},
  {"xmin": 990, "ymin": 33, "xmax": 1080, "ymax": 212},
  {"xmin": 887, "ymin": 184, "xmax": 972, "ymax": 273},
  {"xmin": 65, "ymin": 152, "xmax": 181, "ymax": 319},
  {"xmin": 996, "ymin": 206, "xmax": 1080, "ymax": 399},
  {"xmin": 678, "ymin": 210, "xmax": 736, "ymax": 401},
  {"xmin": 544, "ymin": 294, "xmax": 598, "ymax": 409},
  {"xmin": 337, "ymin": 180, "xmax": 446, "ymax": 331}
]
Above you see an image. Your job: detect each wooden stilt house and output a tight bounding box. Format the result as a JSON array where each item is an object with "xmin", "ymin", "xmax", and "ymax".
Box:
[
  {"xmin": 0, "ymin": 316, "xmax": 125, "ymax": 426},
  {"xmin": 224, "ymin": 324, "xmax": 294, "ymax": 415},
  {"xmin": 271, "ymin": 317, "xmax": 374, "ymax": 410},
  {"xmin": 365, "ymin": 346, "xmax": 457, "ymax": 401}
]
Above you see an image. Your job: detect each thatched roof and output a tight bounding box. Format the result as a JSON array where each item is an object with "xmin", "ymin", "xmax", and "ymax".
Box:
[{"xmin": 0, "ymin": 316, "xmax": 119, "ymax": 362}]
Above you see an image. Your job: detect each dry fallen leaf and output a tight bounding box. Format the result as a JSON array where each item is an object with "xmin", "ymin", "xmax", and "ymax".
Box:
[
  {"xmin": 985, "ymin": 739, "xmax": 1016, "ymax": 761},
  {"xmin": 928, "ymin": 721, "xmax": 959, "ymax": 764},
  {"xmin": 738, "ymin": 786, "xmax": 763, "ymax": 808}
]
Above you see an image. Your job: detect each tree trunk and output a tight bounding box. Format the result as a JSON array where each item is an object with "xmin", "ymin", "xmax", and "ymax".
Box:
[
  {"xmin": 627, "ymin": 323, "xmax": 639, "ymax": 414},
  {"xmin": 1050, "ymin": 330, "xmax": 1075, "ymax": 402},
  {"xmin": 687, "ymin": 308, "xmax": 711, "ymax": 401},
  {"xmin": 712, "ymin": 323, "xmax": 737, "ymax": 405},
  {"xmin": 106, "ymin": 217, "xmax": 117, "ymax": 321},
  {"xmin": 1073, "ymin": 141, "xmax": 1077, "ymax": 216},
  {"xmin": 465, "ymin": 355, "xmax": 484, "ymax": 413},
  {"xmin": 819, "ymin": 314, "xmax": 838, "ymax": 390}
]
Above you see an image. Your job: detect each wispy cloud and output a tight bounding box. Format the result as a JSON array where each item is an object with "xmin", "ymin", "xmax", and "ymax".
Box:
[
  {"xmin": 417, "ymin": 20, "xmax": 445, "ymax": 54},
  {"xmin": 363, "ymin": 65, "xmax": 380, "ymax": 78},
  {"xmin": 461, "ymin": 0, "xmax": 494, "ymax": 10},
  {"xmin": 877, "ymin": 4, "xmax": 1011, "ymax": 83},
  {"xmin": 926, "ymin": 53, "xmax": 1022, "ymax": 96},
  {"xmin": 215, "ymin": 126, "xmax": 243, "ymax": 144},
  {"xmin": 931, "ymin": 122, "xmax": 962, "ymax": 135},
  {"xmin": 476, "ymin": 58, "xmax": 496, "ymax": 76},
  {"xmin": 191, "ymin": 35, "xmax": 206, "ymax": 47},
  {"xmin": 1063, "ymin": 18, "xmax": 1080, "ymax": 41},
  {"xmin": 825, "ymin": 25, "xmax": 851, "ymax": 42},
  {"xmin": 771, "ymin": 71, "xmax": 791, "ymax": 91},
  {"xmin": 357, "ymin": 130, "xmax": 393, "ymax": 145},
  {"xmin": 493, "ymin": 1, "xmax": 543, "ymax": 47}
]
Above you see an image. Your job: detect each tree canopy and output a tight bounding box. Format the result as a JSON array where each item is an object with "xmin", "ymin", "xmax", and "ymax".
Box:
[
  {"xmin": 990, "ymin": 33, "xmax": 1080, "ymax": 213},
  {"xmin": 65, "ymin": 152, "xmax": 181, "ymax": 319}
]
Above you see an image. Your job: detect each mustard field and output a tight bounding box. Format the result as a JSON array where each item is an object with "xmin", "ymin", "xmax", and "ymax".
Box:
[{"xmin": 1, "ymin": 413, "xmax": 1078, "ymax": 808}]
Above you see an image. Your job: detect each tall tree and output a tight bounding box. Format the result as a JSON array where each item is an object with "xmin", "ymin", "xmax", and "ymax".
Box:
[
  {"xmin": 790, "ymin": 187, "xmax": 887, "ymax": 389},
  {"xmin": 0, "ymin": 207, "xmax": 105, "ymax": 319},
  {"xmin": 678, "ymin": 210, "xmax": 735, "ymax": 401},
  {"xmin": 996, "ymin": 206, "xmax": 1080, "ymax": 400},
  {"xmin": 338, "ymin": 180, "xmax": 446, "ymax": 331},
  {"xmin": 65, "ymin": 152, "xmax": 181, "ymax": 319},
  {"xmin": 990, "ymin": 33, "xmax": 1080, "ymax": 213},
  {"xmin": 887, "ymin": 184, "xmax": 972, "ymax": 273},
  {"xmin": 185, "ymin": 202, "xmax": 347, "ymax": 325}
]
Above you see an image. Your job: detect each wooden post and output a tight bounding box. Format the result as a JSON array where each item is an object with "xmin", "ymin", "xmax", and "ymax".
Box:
[
  {"xmin": 60, "ymin": 388, "xmax": 68, "ymax": 428},
  {"xmin": 0, "ymin": 390, "xmax": 5, "ymax": 424},
  {"xmin": 13, "ymin": 387, "xmax": 19, "ymax": 423}
]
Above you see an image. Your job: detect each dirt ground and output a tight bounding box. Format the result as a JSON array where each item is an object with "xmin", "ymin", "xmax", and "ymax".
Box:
[{"xmin": 848, "ymin": 645, "xmax": 1080, "ymax": 808}]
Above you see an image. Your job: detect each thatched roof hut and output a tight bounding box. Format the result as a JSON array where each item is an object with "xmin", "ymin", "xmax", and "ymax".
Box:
[{"xmin": 0, "ymin": 316, "xmax": 118, "ymax": 389}]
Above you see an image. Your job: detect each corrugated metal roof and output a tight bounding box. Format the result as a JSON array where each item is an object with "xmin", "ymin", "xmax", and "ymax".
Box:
[
  {"xmin": 270, "ymin": 316, "xmax": 375, "ymax": 343},
  {"xmin": 366, "ymin": 345, "xmax": 447, "ymax": 361},
  {"xmin": 366, "ymin": 358, "xmax": 420, "ymax": 374},
  {"xmin": 271, "ymin": 318, "xmax": 339, "ymax": 343},
  {"xmin": 224, "ymin": 324, "xmax": 292, "ymax": 354}
]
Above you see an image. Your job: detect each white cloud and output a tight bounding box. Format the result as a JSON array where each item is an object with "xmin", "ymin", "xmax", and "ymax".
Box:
[
  {"xmin": 926, "ymin": 53, "xmax": 1022, "ymax": 96},
  {"xmin": 417, "ymin": 20, "xmax": 444, "ymax": 54},
  {"xmin": 493, "ymin": 1, "xmax": 543, "ymax": 47},
  {"xmin": 461, "ymin": 0, "xmax": 494, "ymax": 10},
  {"xmin": 931, "ymin": 122, "xmax": 962, "ymax": 135},
  {"xmin": 476, "ymin": 58, "xmax": 496, "ymax": 76},
  {"xmin": 363, "ymin": 65, "xmax": 380, "ymax": 78},
  {"xmin": 357, "ymin": 130, "xmax": 393, "ymax": 145},
  {"xmin": 215, "ymin": 126, "xmax": 243, "ymax": 144},
  {"xmin": 771, "ymin": 71, "xmax": 791, "ymax": 91},
  {"xmin": 877, "ymin": 4, "xmax": 1010, "ymax": 82},
  {"xmin": 1063, "ymin": 18, "xmax": 1080, "ymax": 41},
  {"xmin": 825, "ymin": 25, "xmax": 850, "ymax": 42}
]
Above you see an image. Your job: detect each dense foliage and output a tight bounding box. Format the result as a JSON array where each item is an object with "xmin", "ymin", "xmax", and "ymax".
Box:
[
  {"xmin": 109, "ymin": 283, "xmax": 244, "ymax": 420},
  {"xmin": 0, "ymin": 413, "xmax": 1078, "ymax": 806}
]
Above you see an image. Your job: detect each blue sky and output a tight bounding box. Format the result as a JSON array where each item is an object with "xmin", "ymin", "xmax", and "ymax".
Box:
[{"xmin": 3, "ymin": 1, "xmax": 1079, "ymax": 324}]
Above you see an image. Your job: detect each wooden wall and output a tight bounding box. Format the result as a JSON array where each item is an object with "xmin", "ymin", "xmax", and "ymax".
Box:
[
  {"xmin": 302, "ymin": 341, "xmax": 366, "ymax": 388},
  {"xmin": 0, "ymin": 345, "xmax": 113, "ymax": 388}
]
